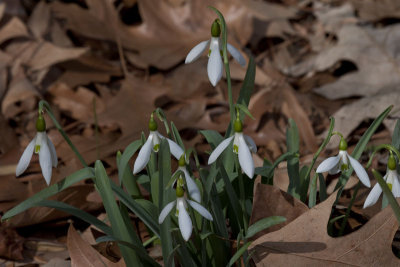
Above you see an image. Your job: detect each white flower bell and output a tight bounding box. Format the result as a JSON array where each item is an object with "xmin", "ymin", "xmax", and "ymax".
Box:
[
  {"xmin": 364, "ymin": 154, "xmax": 400, "ymax": 208},
  {"xmin": 133, "ymin": 115, "xmax": 183, "ymax": 174},
  {"xmin": 16, "ymin": 114, "xmax": 58, "ymax": 185},
  {"xmin": 158, "ymin": 177, "xmax": 213, "ymax": 241},
  {"xmin": 208, "ymin": 118, "xmax": 257, "ymax": 178},
  {"xmin": 185, "ymin": 19, "xmax": 246, "ymax": 86},
  {"xmin": 316, "ymin": 138, "xmax": 370, "ymax": 187}
]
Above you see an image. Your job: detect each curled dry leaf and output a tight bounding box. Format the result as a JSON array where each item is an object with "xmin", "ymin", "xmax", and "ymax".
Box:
[
  {"xmin": 0, "ymin": 17, "xmax": 29, "ymax": 45},
  {"xmin": 67, "ymin": 224, "xmax": 124, "ymax": 267},
  {"xmin": 249, "ymin": 183, "xmax": 308, "ymax": 240},
  {"xmin": 249, "ymin": 191, "xmax": 400, "ymax": 266}
]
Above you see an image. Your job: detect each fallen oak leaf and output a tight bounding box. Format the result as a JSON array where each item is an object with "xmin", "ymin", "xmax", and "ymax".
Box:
[
  {"xmin": 249, "ymin": 191, "xmax": 400, "ymax": 265},
  {"xmin": 67, "ymin": 224, "xmax": 124, "ymax": 267}
]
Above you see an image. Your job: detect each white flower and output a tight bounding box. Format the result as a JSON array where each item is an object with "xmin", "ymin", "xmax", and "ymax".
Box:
[
  {"xmin": 363, "ymin": 169, "xmax": 400, "ymax": 208},
  {"xmin": 173, "ymin": 162, "xmax": 201, "ymax": 203},
  {"xmin": 185, "ymin": 20, "xmax": 245, "ymax": 87},
  {"xmin": 316, "ymin": 150, "xmax": 370, "ymax": 187},
  {"xmin": 158, "ymin": 196, "xmax": 213, "ymax": 241},
  {"xmin": 208, "ymin": 131, "xmax": 257, "ymax": 178},
  {"xmin": 16, "ymin": 131, "xmax": 58, "ymax": 185},
  {"xmin": 133, "ymin": 130, "xmax": 183, "ymax": 174}
]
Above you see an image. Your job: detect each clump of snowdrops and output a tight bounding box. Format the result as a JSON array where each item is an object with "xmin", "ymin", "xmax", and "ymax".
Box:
[{"xmin": 3, "ymin": 7, "xmax": 400, "ymax": 267}]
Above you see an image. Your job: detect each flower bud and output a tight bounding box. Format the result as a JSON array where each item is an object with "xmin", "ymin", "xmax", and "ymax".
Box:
[
  {"xmin": 148, "ymin": 115, "xmax": 158, "ymax": 131},
  {"xmin": 211, "ymin": 19, "xmax": 221, "ymax": 37},
  {"xmin": 36, "ymin": 114, "xmax": 46, "ymax": 132},
  {"xmin": 339, "ymin": 138, "xmax": 348, "ymax": 151},
  {"xmin": 388, "ymin": 153, "xmax": 397, "ymax": 171}
]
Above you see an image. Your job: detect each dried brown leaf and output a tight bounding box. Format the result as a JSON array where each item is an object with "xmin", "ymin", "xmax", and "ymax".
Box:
[
  {"xmin": 0, "ymin": 17, "xmax": 29, "ymax": 45},
  {"xmin": 250, "ymin": 191, "xmax": 400, "ymax": 265},
  {"xmin": 67, "ymin": 224, "xmax": 124, "ymax": 267},
  {"xmin": 250, "ymin": 184, "xmax": 308, "ymax": 240},
  {"xmin": 27, "ymin": 1, "xmax": 50, "ymax": 39}
]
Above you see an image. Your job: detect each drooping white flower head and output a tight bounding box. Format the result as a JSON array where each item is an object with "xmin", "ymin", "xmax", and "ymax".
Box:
[
  {"xmin": 316, "ymin": 138, "xmax": 370, "ymax": 188},
  {"xmin": 133, "ymin": 115, "xmax": 184, "ymax": 174},
  {"xmin": 364, "ymin": 154, "xmax": 400, "ymax": 208},
  {"xmin": 158, "ymin": 177, "xmax": 213, "ymax": 241},
  {"xmin": 185, "ymin": 19, "xmax": 246, "ymax": 87},
  {"xmin": 16, "ymin": 114, "xmax": 58, "ymax": 186},
  {"xmin": 208, "ymin": 118, "xmax": 257, "ymax": 178},
  {"xmin": 172, "ymin": 155, "xmax": 201, "ymax": 203}
]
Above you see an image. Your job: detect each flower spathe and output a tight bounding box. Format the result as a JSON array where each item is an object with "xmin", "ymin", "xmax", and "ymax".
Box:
[
  {"xmin": 133, "ymin": 116, "xmax": 184, "ymax": 174},
  {"xmin": 159, "ymin": 178, "xmax": 213, "ymax": 241},
  {"xmin": 208, "ymin": 119, "xmax": 257, "ymax": 178},
  {"xmin": 185, "ymin": 19, "xmax": 245, "ymax": 86},
  {"xmin": 16, "ymin": 115, "xmax": 57, "ymax": 186},
  {"xmin": 316, "ymin": 138, "xmax": 370, "ymax": 187}
]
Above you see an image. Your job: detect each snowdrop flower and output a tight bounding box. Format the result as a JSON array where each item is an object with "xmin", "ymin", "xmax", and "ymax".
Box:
[
  {"xmin": 316, "ymin": 138, "xmax": 370, "ymax": 187},
  {"xmin": 208, "ymin": 118, "xmax": 257, "ymax": 178},
  {"xmin": 159, "ymin": 176, "xmax": 213, "ymax": 241},
  {"xmin": 185, "ymin": 19, "xmax": 246, "ymax": 86},
  {"xmin": 364, "ymin": 154, "xmax": 400, "ymax": 208},
  {"xmin": 172, "ymin": 155, "xmax": 201, "ymax": 203},
  {"xmin": 16, "ymin": 114, "xmax": 58, "ymax": 185},
  {"xmin": 133, "ymin": 115, "xmax": 183, "ymax": 174}
]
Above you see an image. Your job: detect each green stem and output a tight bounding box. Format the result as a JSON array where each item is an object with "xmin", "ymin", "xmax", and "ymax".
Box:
[
  {"xmin": 38, "ymin": 100, "xmax": 88, "ymax": 168},
  {"xmin": 365, "ymin": 144, "xmax": 400, "ymax": 168},
  {"xmin": 338, "ymin": 181, "xmax": 361, "ymax": 236}
]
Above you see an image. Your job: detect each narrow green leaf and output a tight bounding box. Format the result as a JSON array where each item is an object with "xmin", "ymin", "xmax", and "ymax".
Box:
[
  {"xmin": 118, "ymin": 140, "xmax": 142, "ymax": 185},
  {"xmin": 318, "ymin": 173, "xmax": 327, "ymax": 201},
  {"xmin": 111, "ymin": 181, "xmax": 160, "ymax": 237},
  {"xmin": 158, "ymin": 139, "xmax": 174, "ymax": 265},
  {"xmin": 2, "ymin": 168, "xmax": 94, "ymax": 221},
  {"xmin": 286, "ymin": 119, "xmax": 300, "ymax": 199},
  {"xmin": 237, "ymin": 56, "xmax": 256, "ymax": 109},
  {"xmin": 201, "ymin": 130, "xmax": 224, "ymax": 149},
  {"xmin": 228, "ymin": 242, "xmax": 252, "ymax": 267},
  {"xmin": 235, "ymin": 103, "xmax": 254, "ymax": 120},
  {"xmin": 94, "ymin": 160, "xmax": 142, "ymax": 266},
  {"xmin": 171, "ymin": 121, "xmax": 185, "ymax": 149},
  {"xmin": 392, "ymin": 119, "xmax": 400, "ymax": 151},
  {"xmin": 37, "ymin": 200, "xmax": 112, "ymax": 236},
  {"xmin": 308, "ymin": 173, "xmax": 318, "ymax": 208},
  {"xmin": 245, "ymin": 216, "xmax": 286, "ymax": 239},
  {"xmin": 255, "ymin": 152, "xmax": 295, "ymax": 184},
  {"xmin": 372, "ymin": 169, "xmax": 400, "ymax": 224},
  {"xmin": 220, "ymin": 166, "xmax": 243, "ymax": 229}
]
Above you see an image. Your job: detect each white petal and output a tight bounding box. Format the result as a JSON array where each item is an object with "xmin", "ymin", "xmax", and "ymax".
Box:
[
  {"xmin": 185, "ymin": 40, "xmax": 210, "ymax": 64},
  {"xmin": 392, "ymin": 173, "xmax": 400, "ymax": 197},
  {"xmin": 182, "ymin": 168, "xmax": 201, "ymax": 203},
  {"xmin": 187, "ymin": 200, "xmax": 213, "ymax": 221},
  {"xmin": 363, "ymin": 183, "xmax": 382, "ymax": 208},
  {"xmin": 316, "ymin": 155, "xmax": 341, "ymax": 173},
  {"xmin": 177, "ymin": 199, "xmax": 192, "ymax": 241},
  {"xmin": 39, "ymin": 140, "xmax": 52, "ymax": 185},
  {"xmin": 328, "ymin": 164, "xmax": 341, "ymax": 175},
  {"xmin": 238, "ymin": 135, "xmax": 254, "ymax": 178},
  {"xmin": 46, "ymin": 135, "xmax": 58, "ymax": 167},
  {"xmin": 16, "ymin": 138, "xmax": 35, "ymax": 176},
  {"xmin": 133, "ymin": 134, "xmax": 154, "ymax": 174},
  {"xmin": 348, "ymin": 155, "xmax": 370, "ymax": 187},
  {"xmin": 244, "ymin": 135, "xmax": 257, "ymax": 153},
  {"xmin": 208, "ymin": 136, "xmax": 234, "ymax": 164},
  {"xmin": 227, "ymin": 43, "xmax": 246, "ymax": 66},
  {"xmin": 207, "ymin": 48, "xmax": 223, "ymax": 86},
  {"xmin": 166, "ymin": 138, "xmax": 184, "ymax": 160},
  {"xmin": 158, "ymin": 200, "xmax": 176, "ymax": 224}
]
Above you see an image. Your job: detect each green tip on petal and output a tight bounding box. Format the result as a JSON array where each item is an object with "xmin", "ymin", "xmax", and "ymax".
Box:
[
  {"xmin": 179, "ymin": 155, "xmax": 186, "ymax": 167},
  {"xmin": 339, "ymin": 138, "xmax": 348, "ymax": 151},
  {"xmin": 388, "ymin": 183, "xmax": 393, "ymax": 191},
  {"xmin": 148, "ymin": 115, "xmax": 158, "ymax": 131},
  {"xmin": 211, "ymin": 19, "xmax": 221, "ymax": 37},
  {"xmin": 341, "ymin": 163, "xmax": 348, "ymax": 171},
  {"xmin": 388, "ymin": 154, "xmax": 397, "ymax": 170},
  {"xmin": 35, "ymin": 145, "xmax": 41, "ymax": 154},
  {"xmin": 176, "ymin": 175, "xmax": 185, "ymax": 197},
  {"xmin": 36, "ymin": 114, "xmax": 46, "ymax": 132},
  {"xmin": 234, "ymin": 118, "xmax": 243, "ymax": 133}
]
